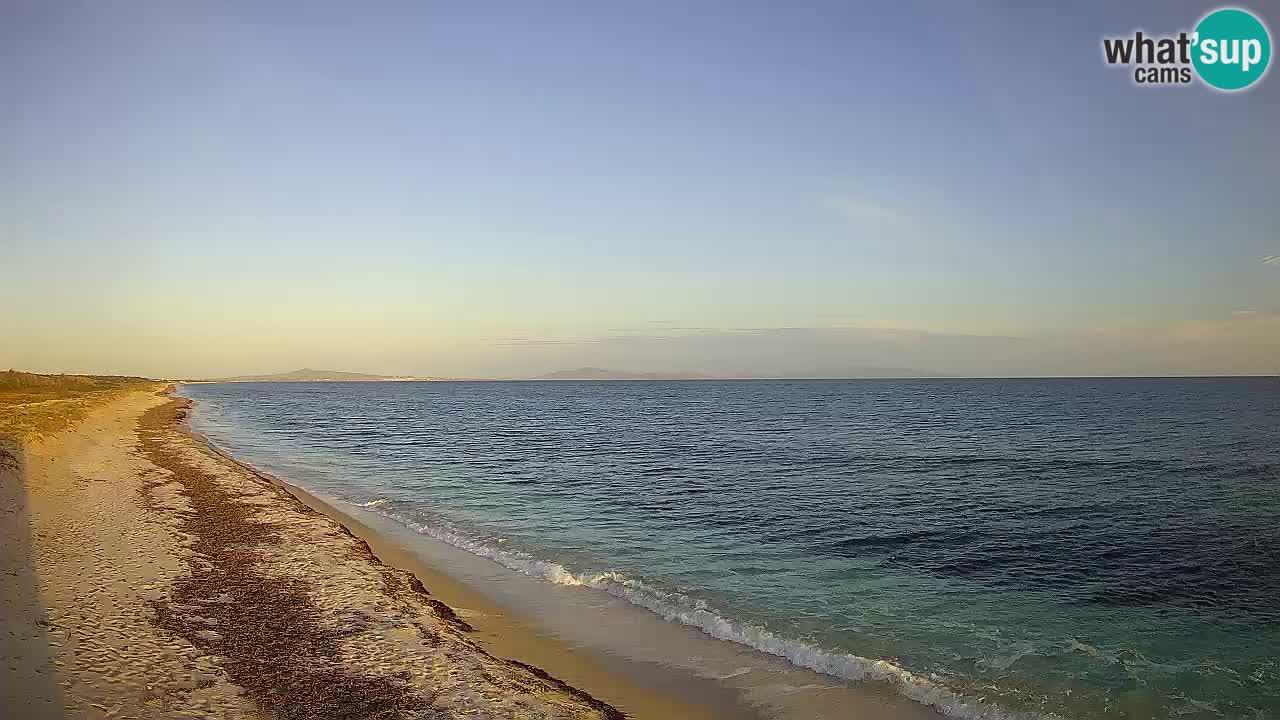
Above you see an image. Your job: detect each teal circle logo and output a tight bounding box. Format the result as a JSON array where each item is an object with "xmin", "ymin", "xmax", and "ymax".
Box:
[{"xmin": 1192, "ymin": 8, "xmax": 1271, "ymax": 91}]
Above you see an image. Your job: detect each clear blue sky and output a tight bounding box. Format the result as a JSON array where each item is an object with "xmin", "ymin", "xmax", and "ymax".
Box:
[{"xmin": 4, "ymin": 1, "xmax": 1277, "ymax": 377}]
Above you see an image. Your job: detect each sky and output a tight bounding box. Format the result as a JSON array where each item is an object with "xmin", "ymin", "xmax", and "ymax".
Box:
[{"xmin": 3, "ymin": 0, "xmax": 1278, "ymax": 378}]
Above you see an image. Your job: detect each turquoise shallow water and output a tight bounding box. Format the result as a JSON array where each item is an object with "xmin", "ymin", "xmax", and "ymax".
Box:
[{"xmin": 180, "ymin": 378, "xmax": 1280, "ymax": 719}]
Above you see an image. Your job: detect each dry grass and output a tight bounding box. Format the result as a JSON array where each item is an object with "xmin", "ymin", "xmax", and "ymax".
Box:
[{"xmin": 0, "ymin": 370, "xmax": 162, "ymax": 444}]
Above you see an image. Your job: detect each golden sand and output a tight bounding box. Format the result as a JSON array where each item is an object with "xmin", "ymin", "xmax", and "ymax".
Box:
[
  {"xmin": 0, "ymin": 389, "xmax": 652, "ymax": 719},
  {"xmin": 1, "ymin": 386, "xmax": 939, "ymax": 720}
]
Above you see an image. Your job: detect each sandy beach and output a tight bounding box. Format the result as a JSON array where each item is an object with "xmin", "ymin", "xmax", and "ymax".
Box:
[
  {"xmin": 1, "ymin": 387, "xmax": 720, "ymax": 719},
  {"xmin": 1, "ymin": 383, "xmax": 954, "ymax": 720}
]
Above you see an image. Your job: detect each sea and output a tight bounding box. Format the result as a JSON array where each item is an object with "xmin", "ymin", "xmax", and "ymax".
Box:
[{"xmin": 178, "ymin": 378, "xmax": 1279, "ymax": 720}]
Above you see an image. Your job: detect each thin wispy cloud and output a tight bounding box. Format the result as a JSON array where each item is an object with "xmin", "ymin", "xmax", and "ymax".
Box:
[
  {"xmin": 485, "ymin": 324, "xmax": 1031, "ymax": 377},
  {"xmin": 478, "ymin": 316, "xmax": 1279, "ymax": 378},
  {"xmin": 824, "ymin": 195, "xmax": 915, "ymax": 227},
  {"xmin": 493, "ymin": 339, "xmax": 595, "ymax": 347},
  {"xmin": 606, "ymin": 325, "xmax": 717, "ymax": 334}
]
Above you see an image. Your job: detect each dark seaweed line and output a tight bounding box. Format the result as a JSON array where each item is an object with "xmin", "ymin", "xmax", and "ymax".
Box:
[{"xmin": 140, "ymin": 398, "xmax": 625, "ymax": 720}]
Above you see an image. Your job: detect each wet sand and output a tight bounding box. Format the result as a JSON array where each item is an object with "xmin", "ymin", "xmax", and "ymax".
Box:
[
  {"xmin": 3, "ymin": 386, "xmax": 941, "ymax": 720},
  {"xmin": 279, "ymin": 487, "xmax": 945, "ymax": 720},
  {"xmin": 1, "ymin": 388, "xmax": 692, "ymax": 718}
]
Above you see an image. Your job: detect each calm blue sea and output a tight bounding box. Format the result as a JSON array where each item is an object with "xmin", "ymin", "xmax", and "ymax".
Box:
[{"xmin": 179, "ymin": 379, "xmax": 1280, "ymax": 720}]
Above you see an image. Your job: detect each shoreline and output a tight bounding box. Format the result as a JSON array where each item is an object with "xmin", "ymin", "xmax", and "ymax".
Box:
[
  {"xmin": 177, "ymin": 387, "xmax": 946, "ymax": 720},
  {"xmin": 3, "ymin": 387, "xmax": 693, "ymax": 719},
  {"xmin": 4, "ymin": 385, "xmax": 945, "ymax": 719},
  {"xmin": 281, "ymin": 483, "xmax": 755, "ymax": 720},
  {"xmin": 178, "ymin": 401, "xmax": 746, "ymax": 720}
]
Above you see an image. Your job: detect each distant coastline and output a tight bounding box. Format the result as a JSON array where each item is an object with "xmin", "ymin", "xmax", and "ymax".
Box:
[
  {"xmin": 186, "ymin": 367, "xmax": 1279, "ymax": 384},
  {"xmin": 190, "ymin": 366, "xmax": 935, "ymax": 383},
  {"xmin": 193, "ymin": 368, "xmax": 436, "ymax": 383}
]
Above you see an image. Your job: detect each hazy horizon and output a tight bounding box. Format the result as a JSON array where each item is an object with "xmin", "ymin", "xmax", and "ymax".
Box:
[
  {"xmin": 16, "ymin": 365, "xmax": 1278, "ymax": 382},
  {"xmin": 5, "ymin": 1, "xmax": 1277, "ymax": 379}
]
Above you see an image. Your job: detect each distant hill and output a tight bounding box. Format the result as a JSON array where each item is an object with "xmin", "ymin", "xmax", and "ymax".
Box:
[
  {"xmin": 534, "ymin": 367, "xmax": 709, "ymax": 381},
  {"xmin": 201, "ymin": 368, "xmax": 427, "ymax": 383},
  {"xmin": 199, "ymin": 366, "xmax": 937, "ymax": 384},
  {"xmin": 532, "ymin": 366, "xmax": 933, "ymax": 380}
]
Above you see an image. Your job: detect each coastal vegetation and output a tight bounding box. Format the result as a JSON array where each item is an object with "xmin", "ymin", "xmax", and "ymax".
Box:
[{"xmin": 0, "ymin": 370, "xmax": 159, "ymax": 443}]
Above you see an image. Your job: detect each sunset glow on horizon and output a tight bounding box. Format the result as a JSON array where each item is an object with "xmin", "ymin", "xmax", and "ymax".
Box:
[{"xmin": 5, "ymin": 1, "xmax": 1277, "ymax": 378}]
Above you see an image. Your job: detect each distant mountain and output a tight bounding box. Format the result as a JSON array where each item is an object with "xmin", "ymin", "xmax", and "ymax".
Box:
[
  {"xmin": 752, "ymin": 366, "xmax": 934, "ymax": 379},
  {"xmin": 533, "ymin": 366, "xmax": 933, "ymax": 380},
  {"xmin": 201, "ymin": 368, "xmax": 428, "ymax": 383},
  {"xmin": 534, "ymin": 367, "xmax": 709, "ymax": 381},
  {"xmin": 199, "ymin": 366, "xmax": 935, "ymax": 383}
]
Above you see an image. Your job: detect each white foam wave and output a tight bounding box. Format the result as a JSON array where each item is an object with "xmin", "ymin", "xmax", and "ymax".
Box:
[
  {"xmin": 179, "ymin": 394, "xmax": 1043, "ymax": 719},
  {"xmin": 358, "ymin": 503, "xmax": 1052, "ymax": 720}
]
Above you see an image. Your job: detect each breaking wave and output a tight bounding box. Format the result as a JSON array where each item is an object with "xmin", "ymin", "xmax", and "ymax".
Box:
[{"xmin": 358, "ymin": 502, "xmax": 1048, "ymax": 720}]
